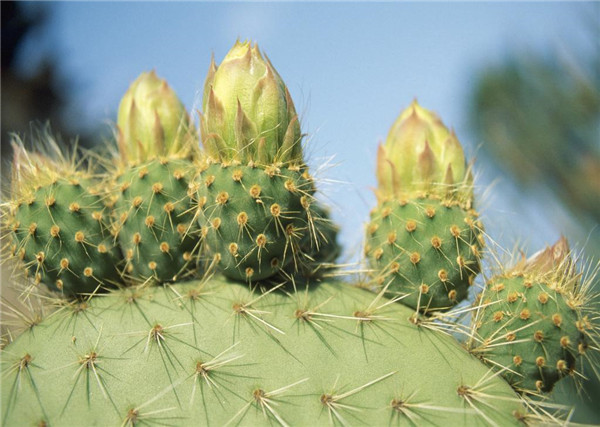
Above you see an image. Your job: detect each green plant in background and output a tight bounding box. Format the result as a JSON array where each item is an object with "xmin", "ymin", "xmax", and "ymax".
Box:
[
  {"xmin": 1, "ymin": 40, "xmax": 599, "ymax": 426},
  {"xmin": 470, "ymin": 47, "xmax": 600, "ymax": 250}
]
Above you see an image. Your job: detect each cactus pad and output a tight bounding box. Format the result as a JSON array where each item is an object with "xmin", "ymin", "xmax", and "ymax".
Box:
[
  {"xmin": 10, "ymin": 178, "xmax": 121, "ymax": 296},
  {"xmin": 197, "ymin": 163, "xmax": 316, "ymax": 281},
  {"xmin": 1, "ymin": 277, "xmax": 526, "ymax": 426},
  {"xmin": 366, "ymin": 198, "xmax": 483, "ymax": 312},
  {"xmin": 115, "ymin": 158, "xmax": 200, "ymax": 282}
]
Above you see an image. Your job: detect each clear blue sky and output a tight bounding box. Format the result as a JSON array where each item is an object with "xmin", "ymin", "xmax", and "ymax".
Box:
[{"xmin": 16, "ymin": 2, "xmax": 599, "ymax": 262}]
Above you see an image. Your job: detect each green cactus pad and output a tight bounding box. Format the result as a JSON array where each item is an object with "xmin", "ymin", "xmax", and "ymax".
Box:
[
  {"xmin": 470, "ymin": 275, "xmax": 588, "ymax": 393},
  {"xmin": 1, "ymin": 277, "xmax": 526, "ymax": 426},
  {"xmin": 366, "ymin": 198, "xmax": 483, "ymax": 312},
  {"xmin": 197, "ymin": 162, "xmax": 316, "ymax": 281},
  {"xmin": 115, "ymin": 158, "xmax": 200, "ymax": 282},
  {"xmin": 10, "ymin": 178, "xmax": 121, "ymax": 296}
]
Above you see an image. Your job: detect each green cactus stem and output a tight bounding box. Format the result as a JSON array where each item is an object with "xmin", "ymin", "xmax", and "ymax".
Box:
[{"xmin": 1, "ymin": 277, "xmax": 527, "ymax": 426}]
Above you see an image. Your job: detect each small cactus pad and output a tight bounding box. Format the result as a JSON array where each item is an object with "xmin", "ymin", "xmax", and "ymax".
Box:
[
  {"xmin": 366, "ymin": 199, "xmax": 483, "ymax": 312},
  {"xmin": 1, "ymin": 277, "xmax": 525, "ymax": 426},
  {"xmin": 197, "ymin": 163, "xmax": 316, "ymax": 281},
  {"xmin": 469, "ymin": 239, "xmax": 596, "ymax": 393},
  {"xmin": 10, "ymin": 178, "xmax": 121, "ymax": 296},
  {"xmin": 115, "ymin": 158, "xmax": 200, "ymax": 282}
]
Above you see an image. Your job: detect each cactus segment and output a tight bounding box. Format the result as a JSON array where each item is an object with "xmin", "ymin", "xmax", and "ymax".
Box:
[
  {"xmin": 3, "ymin": 136, "xmax": 122, "ymax": 296},
  {"xmin": 11, "ymin": 178, "xmax": 121, "ymax": 296},
  {"xmin": 196, "ymin": 41, "xmax": 321, "ymax": 282},
  {"xmin": 198, "ymin": 163, "xmax": 315, "ymax": 281},
  {"xmin": 366, "ymin": 199, "xmax": 483, "ymax": 312},
  {"xmin": 114, "ymin": 158, "xmax": 201, "ymax": 283},
  {"xmin": 367, "ymin": 101, "xmax": 482, "ymax": 311},
  {"xmin": 470, "ymin": 238, "xmax": 597, "ymax": 394},
  {"xmin": 1, "ymin": 278, "xmax": 525, "ymax": 426}
]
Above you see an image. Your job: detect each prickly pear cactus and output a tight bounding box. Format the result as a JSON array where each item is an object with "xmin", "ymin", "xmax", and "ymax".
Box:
[
  {"xmin": 1, "ymin": 40, "xmax": 599, "ymax": 426},
  {"xmin": 112, "ymin": 71, "xmax": 202, "ymax": 283},
  {"xmin": 197, "ymin": 41, "xmax": 321, "ymax": 282},
  {"xmin": 365, "ymin": 101, "xmax": 484, "ymax": 313},
  {"xmin": 2, "ymin": 278, "xmax": 527, "ymax": 426},
  {"xmin": 4, "ymin": 137, "xmax": 122, "ymax": 296},
  {"xmin": 469, "ymin": 238, "xmax": 595, "ymax": 394}
]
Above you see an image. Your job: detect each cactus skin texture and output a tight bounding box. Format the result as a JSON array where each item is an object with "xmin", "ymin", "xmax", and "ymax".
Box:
[
  {"xmin": 1, "ymin": 278, "xmax": 525, "ymax": 426},
  {"xmin": 197, "ymin": 41, "xmax": 320, "ymax": 282},
  {"xmin": 367, "ymin": 200, "xmax": 483, "ymax": 312},
  {"xmin": 115, "ymin": 158, "xmax": 199, "ymax": 282},
  {"xmin": 469, "ymin": 238, "xmax": 593, "ymax": 394},
  {"xmin": 366, "ymin": 101, "xmax": 483, "ymax": 312},
  {"xmin": 11, "ymin": 178, "xmax": 121, "ymax": 296},
  {"xmin": 113, "ymin": 71, "xmax": 202, "ymax": 283},
  {"xmin": 198, "ymin": 163, "xmax": 315, "ymax": 281}
]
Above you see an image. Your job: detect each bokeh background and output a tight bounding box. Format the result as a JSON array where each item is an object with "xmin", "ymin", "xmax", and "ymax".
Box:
[{"xmin": 2, "ymin": 1, "xmax": 599, "ymax": 422}]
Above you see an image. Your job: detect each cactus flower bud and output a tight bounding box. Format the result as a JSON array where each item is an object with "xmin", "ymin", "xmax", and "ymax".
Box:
[
  {"xmin": 117, "ymin": 71, "xmax": 197, "ymax": 164},
  {"xmin": 201, "ymin": 40, "xmax": 302, "ymax": 165},
  {"xmin": 376, "ymin": 100, "xmax": 471, "ymax": 202}
]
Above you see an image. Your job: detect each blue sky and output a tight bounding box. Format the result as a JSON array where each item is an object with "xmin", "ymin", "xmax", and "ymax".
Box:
[{"xmin": 16, "ymin": 2, "xmax": 599, "ymax": 262}]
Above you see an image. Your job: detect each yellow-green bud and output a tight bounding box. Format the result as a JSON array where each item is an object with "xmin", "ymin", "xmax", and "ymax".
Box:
[
  {"xmin": 376, "ymin": 100, "xmax": 471, "ymax": 202},
  {"xmin": 201, "ymin": 40, "xmax": 302, "ymax": 165},
  {"xmin": 510, "ymin": 237, "xmax": 577, "ymax": 291},
  {"xmin": 117, "ymin": 71, "xmax": 197, "ymax": 164}
]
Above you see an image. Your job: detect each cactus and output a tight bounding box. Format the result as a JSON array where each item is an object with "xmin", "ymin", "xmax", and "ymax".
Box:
[
  {"xmin": 365, "ymin": 101, "xmax": 484, "ymax": 313},
  {"xmin": 2, "ymin": 133, "xmax": 121, "ymax": 296},
  {"xmin": 2, "ymin": 278, "xmax": 530, "ymax": 426},
  {"xmin": 112, "ymin": 71, "xmax": 202, "ymax": 283},
  {"xmin": 468, "ymin": 238, "xmax": 597, "ymax": 394},
  {"xmin": 196, "ymin": 41, "xmax": 320, "ymax": 282},
  {"xmin": 1, "ymin": 40, "xmax": 599, "ymax": 426}
]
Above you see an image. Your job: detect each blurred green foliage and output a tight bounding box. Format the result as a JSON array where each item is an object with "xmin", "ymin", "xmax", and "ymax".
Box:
[{"xmin": 470, "ymin": 38, "xmax": 599, "ymax": 234}]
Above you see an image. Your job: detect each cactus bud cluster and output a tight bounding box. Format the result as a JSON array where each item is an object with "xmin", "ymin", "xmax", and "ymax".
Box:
[
  {"xmin": 376, "ymin": 100, "xmax": 471, "ymax": 203},
  {"xmin": 201, "ymin": 40, "xmax": 302, "ymax": 165},
  {"xmin": 117, "ymin": 70, "xmax": 198, "ymax": 164}
]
